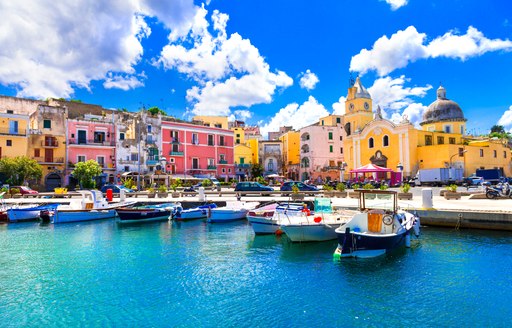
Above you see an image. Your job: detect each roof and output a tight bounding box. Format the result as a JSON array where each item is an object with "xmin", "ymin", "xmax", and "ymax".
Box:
[{"xmin": 350, "ymin": 164, "xmax": 393, "ymax": 173}]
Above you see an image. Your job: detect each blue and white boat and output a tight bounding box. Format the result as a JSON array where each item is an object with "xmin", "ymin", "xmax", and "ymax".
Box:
[
  {"xmin": 53, "ymin": 190, "xmax": 134, "ymax": 224},
  {"xmin": 207, "ymin": 201, "xmax": 259, "ymax": 223},
  {"xmin": 333, "ymin": 190, "xmax": 420, "ymax": 259},
  {"xmin": 6, "ymin": 204, "xmax": 58, "ymax": 222},
  {"xmin": 116, "ymin": 203, "xmax": 181, "ymax": 224},
  {"xmin": 173, "ymin": 203, "xmax": 217, "ymax": 221}
]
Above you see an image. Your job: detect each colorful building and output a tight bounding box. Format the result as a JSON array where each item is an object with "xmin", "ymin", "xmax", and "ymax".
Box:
[{"xmin": 279, "ymin": 130, "xmax": 300, "ymax": 180}]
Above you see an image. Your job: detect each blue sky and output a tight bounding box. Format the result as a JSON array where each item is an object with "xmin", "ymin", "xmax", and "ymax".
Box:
[{"xmin": 1, "ymin": 0, "xmax": 511, "ymax": 137}]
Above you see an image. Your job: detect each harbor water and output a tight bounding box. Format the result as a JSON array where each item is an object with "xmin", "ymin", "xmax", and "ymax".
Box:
[{"xmin": 1, "ymin": 220, "xmax": 512, "ymax": 327}]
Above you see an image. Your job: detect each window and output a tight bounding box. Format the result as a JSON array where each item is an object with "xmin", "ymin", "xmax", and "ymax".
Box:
[
  {"xmin": 77, "ymin": 155, "xmax": 86, "ymax": 162},
  {"xmin": 43, "ymin": 120, "xmax": 51, "ymax": 129},
  {"xmin": 301, "ymin": 157, "xmax": 310, "ymax": 168},
  {"xmin": 94, "ymin": 131, "xmax": 106, "ymax": 143},
  {"xmin": 504, "ymin": 151, "xmax": 507, "ymax": 159},
  {"xmin": 328, "ymin": 132, "xmax": 333, "ymax": 140},
  {"xmin": 449, "ymin": 137, "xmax": 456, "ymax": 144},
  {"xmin": 340, "ymin": 148, "xmax": 343, "ymax": 154},
  {"xmin": 444, "ymin": 125, "xmax": 452, "ymax": 133},
  {"xmin": 383, "ymin": 135, "xmax": 389, "ymax": 147},
  {"xmin": 131, "ymin": 153, "xmax": 138, "ymax": 161},
  {"xmin": 236, "ymin": 139, "xmax": 240, "ymax": 144},
  {"xmin": 425, "ymin": 135, "xmax": 433, "ymax": 146},
  {"xmin": 208, "ymin": 158, "xmax": 215, "ymax": 166},
  {"xmin": 236, "ymin": 133, "xmax": 240, "ymax": 138},
  {"xmin": 7, "ymin": 110, "xmax": 13, "ymax": 114},
  {"xmin": 340, "ymin": 136, "xmax": 343, "ymax": 141},
  {"xmin": 268, "ymin": 159, "xmax": 274, "ymax": 171},
  {"xmin": 239, "ymin": 158, "xmax": 245, "ymax": 164},
  {"xmin": 321, "ymin": 120, "xmax": 324, "ymax": 126},
  {"xmin": 172, "ymin": 144, "xmax": 180, "ymax": 152},
  {"xmin": 437, "ymin": 136, "xmax": 444, "ymax": 145},
  {"xmin": 120, "ymin": 133, "xmax": 125, "ymax": 140},
  {"xmin": 460, "ymin": 126, "xmax": 464, "ymax": 135},
  {"xmin": 6, "ymin": 140, "xmax": 12, "ymax": 146},
  {"xmin": 192, "ymin": 133, "xmax": 198, "ymax": 145},
  {"xmin": 369, "ymin": 137, "xmax": 374, "ymax": 148},
  {"xmin": 219, "ymin": 136, "xmax": 225, "ymax": 146},
  {"xmin": 34, "ymin": 149, "xmax": 40, "ymax": 157},
  {"xmin": 329, "ymin": 145, "xmax": 333, "ymax": 153},
  {"xmin": 222, "ymin": 168, "xmax": 226, "ymax": 173},
  {"xmin": 9, "ymin": 121, "xmax": 18, "ymax": 134},
  {"xmin": 219, "ymin": 154, "xmax": 226, "ymax": 162},
  {"xmin": 494, "ymin": 150, "xmax": 497, "ymax": 158},
  {"xmin": 336, "ymin": 117, "xmax": 341, "ymax": 124},
  {"xmin": 192, "ymin": 158, "xmax": 199, "ymax": 169},
  {"xmin": 124, "ymin": 166, "xmax": 129, "ymax": 172},
  {"xmin": 208, "ymin": 134, "xmax": 214, "ymax": 146},
  {"xmin": 97, "ymin": 156, "xmax": 105, "ymax": 168},
  {"xmin": 228, "ymin": 168, "xmax": 231, "ymax": 173},
  {"xmin": 215, "ymin": 123, "xmax": 222, "ymax": 128},
  {"xmin": 480, "ymin": 149, "xmax": 484, "ymax": 157},
  {"xmin": 147, "ymin": 125, "xmax": 152, "ymax": 133}
]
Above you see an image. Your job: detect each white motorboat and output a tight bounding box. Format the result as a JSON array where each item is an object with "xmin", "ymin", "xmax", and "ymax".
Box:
[
  {"xmin": 333, "ymin": 190, "xmax": 420, "ymax": 259},
  {"xmin": 6, "ymin": 204, "xmax": 58, "ymax": 222},
  {"xmin": 53, "ymin": 190, "xmax": 134, "ymax": 224},
  {"xmin": 207, "ymin": 201, "xmax": 259, "ymax": 223},
  {"xmin": 280, "ymin": 198, "xmax": 357, "ymax": 242},
  {"xmin": 173, "ymin": 203, "xmax": 217, "ymax": 221},
  {"xmin": 247, "ymin": 202, "xmax": 304, "ymax": 235}
]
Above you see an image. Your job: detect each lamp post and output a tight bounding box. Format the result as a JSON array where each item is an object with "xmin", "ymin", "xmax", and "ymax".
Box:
[{"xmin": 449, "ymin": 150, "xmax": 467, "ymax": 181}]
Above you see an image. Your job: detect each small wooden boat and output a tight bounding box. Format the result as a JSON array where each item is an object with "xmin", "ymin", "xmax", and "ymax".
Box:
[
  {"xmin": 207, "ymin": 201, "xmax": 259, "ymax": 223},
  {"xmin": 173, "ymin": 203, "xmax": 217, "ymax": 221},
  {"xmin": 116, "ymin": 203, "xmax": 181, "ymax": 224}
]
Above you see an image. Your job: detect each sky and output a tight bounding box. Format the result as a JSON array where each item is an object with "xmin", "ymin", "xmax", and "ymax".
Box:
[{"xmin": 0, "ymin": 0, "xmax": 511, "ymax": 138}]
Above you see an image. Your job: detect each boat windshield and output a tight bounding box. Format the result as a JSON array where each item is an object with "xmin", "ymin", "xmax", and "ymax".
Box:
[
  {"xmin": 314, "ymin": 198, "xmax": 332, "ymax": 213},
  {"xmin": 359, "ymin": 190, "xmax": 397, "ymax": 212}
]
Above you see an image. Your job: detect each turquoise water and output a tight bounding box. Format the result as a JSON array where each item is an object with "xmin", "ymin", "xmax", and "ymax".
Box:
[{"xmin": 1, "ymin": 220, "xmax": 512, "ymax": 327}]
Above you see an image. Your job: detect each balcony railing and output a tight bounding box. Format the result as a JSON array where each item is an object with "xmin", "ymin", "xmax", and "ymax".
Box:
[
  {"xmin": 0, "ymin": 128, "xmax": 27, "ymax": 136},
  {"xmin": 170, "ymin": 151, "xmax": 184, "ymax": 156},
  {"xmin": 68, "ymin": 139, "xmax": 115, "ymax": 146},
  {"xmin": 322, "ymin": 165, "xmax": 340, "ymax": 172},
  {"xmin": 207, "ymin": 165, "xmax": 217, "ymax": 170},
  {"xmin": 235, "ymin": 163, "xmax": 251, "ymax": 168},
  {"xmin": 119, "ymin": 159, "xmax": 138, "ymax": 164},
  {"xmin": 41, "ymin": 140, "xmax": 59, "ymax": 147},
  {"xmin": 32, "ymin": 156, "xmax": 64, "ymax": 163},
  {"xmin": 218, "ymin": 160, "xmax": 228, "ymax": 164}
]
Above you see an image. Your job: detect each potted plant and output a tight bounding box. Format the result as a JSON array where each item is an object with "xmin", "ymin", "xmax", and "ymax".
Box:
[
  {"xmin": 10, "ymin": 187, "xmax": 21, "ymax": 198},
  {"xmin": 157, "ymin": 184, "xmax": 168, "ymax": 198},
  {"xmin": 1, "ymin": 186, "xmax": 10, "ymax": 199},
  {"xmin": 444, "ymin": 184, "xmax": 461, "ymax": 200},
  {"xmin": 146, "ymin": 187, "xmax": 156, "ymax": 198},
  {"xmin": 291, "ymin": 184, "xmax": 304, "ymax": 200},
  {"xmin": 336, "ymin": 182, "xmax": 347, "ymax": 198},
  {"xmin": 171, "ymin": 179, "xmax": 182, "ymax": 198},
  {"xmin": 323, "ymin": 184, "xmax": 335, "ymax": 197},
  {"xmin": 349, "ymin": 183, "xmax": 360, "ymax": 198},
  {"xmin": 398, "ymin": 183, "xmax": 413, "ymax": 200}
]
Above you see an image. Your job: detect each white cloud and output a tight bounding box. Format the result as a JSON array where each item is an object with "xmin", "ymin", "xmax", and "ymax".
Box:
[
  {"xmin": 497, "ymin": 106, "xmax": 512, "ymax": 131},
  {"xmin": 299, "ymin": 70, "xmax": 319, "ymax": 90},
  {"xmin": 103, "ymin": 72, "xmax": 146, "ymax": 91},
  {"xmin": 332, "ymin": 96, "xmax": 347, "ymax": 115},
  {"xmin": 159, "ymin": 7, "xmax": 293, "ymax": 116},
  {"xmin": 384, "ymin": 0, "xmax": 408, "ymax": 10},
  {"xmin": 0, "ymin": 0, "xmax": 198, "ymax": 98},
  {"xmin": 259, "ymin": 96, "xmax": 329, "ymax": 138},
  {"xmin": 350, "ymin": 26, "xmax": 512, "ymax": 76}
]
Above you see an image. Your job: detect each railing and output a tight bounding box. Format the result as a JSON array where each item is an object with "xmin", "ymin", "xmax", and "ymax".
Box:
[
  {"xmin": 67, "ymin": 139, "xmax": 115, "ymax": 146},
  {"xmin": 119, "ymin": 159, "xmax": 138, "ymax": 164},
  {"xmin": 170, "ymin": 151, "xmax": 184, "ymax": 156},
  {"xmin": 41, "ymin": 140, "xmax": 58, "ymax": 147},
  {"xmin": 0, "ymin": 128, "xmax": 27, "ymax": 136},
  {"xmin": 207, "ymin": 165, "xmax": 217, "ymax": 170},
  {"xmin": 218, "ymin": 160, "xmax": 228, "ymax": 164},
  {"xmin": 235, "ymin": 163, "xmax": 251, "ymax": 168},
  {"xmin": 33, "ymin": 156, "xmax": 64, "ymax": 163},
  {"xmin": 322, "ymin": 166, "xmax": 340, "ymax": 171}
]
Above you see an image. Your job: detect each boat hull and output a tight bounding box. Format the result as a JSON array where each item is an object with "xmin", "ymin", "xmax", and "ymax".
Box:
[
  {"xmin": 247, "ymin": 216, "xmax": 280, "ymax": 234},
  {"xmin": 6, "ymin": 205, "xmax": 57, "ymax": 222},
  {"xmin": 207, "ymin": 209, "xmax": 249, "ymax": 223},
  {"xmin": 281, "ymin": 223, "xmax": 343, "ymax": 242},
  {"xmin": 53, "ymin": 209, "xmax": 118, "ymax": 224},
  {"xmin": 334, "ymin": 229, "xmax": 408, "ymax": 258},
  {"xmin": 174, "ymin": 204, "xmax": 216, "ymax": 221},
  {"xmin": 116, "ymin": 208, "xmax": 172, "ymax": 223}
]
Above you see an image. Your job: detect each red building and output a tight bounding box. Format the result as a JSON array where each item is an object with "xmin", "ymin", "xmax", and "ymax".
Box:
[{"xmin": 161, "ymin": 120, "xmax": 234, "ymax": 180}]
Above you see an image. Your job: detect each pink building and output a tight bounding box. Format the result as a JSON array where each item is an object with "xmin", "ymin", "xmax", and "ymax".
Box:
[
  {"xmin": 66, "ymin": 114, "xmax": 116, "ymax": 185},
  {"xmin": 161, "ymin": 120, "xmax": 234, "ymax": 179}
]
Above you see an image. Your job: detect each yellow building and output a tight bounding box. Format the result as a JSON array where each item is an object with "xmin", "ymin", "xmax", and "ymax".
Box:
[
  {"xmin": 232, "ymin": 125, "xmax": 261, "ymax": 179},
  {"xmin": 192, "ymin": 116, "xmax": 229, "ymax": 129},
  {"xmin": 279, "ymin": 130, "xmax": 300, "ymax": 180},
  {"xmin": 343, "ymin": 80, "xmax": 511, "ymax": 181},
  {"xmin": 0, "ymin": 112, "xmax": 30, "ymax": 159}
]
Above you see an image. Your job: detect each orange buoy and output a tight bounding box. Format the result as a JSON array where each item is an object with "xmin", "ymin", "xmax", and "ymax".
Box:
[{"xmin": 275, "ymin": 229, "xmax": 283, "ymax": 235}]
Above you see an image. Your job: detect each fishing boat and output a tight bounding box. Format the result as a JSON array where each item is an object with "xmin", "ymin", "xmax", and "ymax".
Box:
[
  {"xmin": 53, "ymin": 190, "xmax": 133, "ymax": 224},
  {"xmin": 6, "ymin": 204, "xmax": 58, "ymax": 222},
  {"xmin": 279, "ymin": 198, "xmax": 357, "ymax": 242},
  {"xmin": 333, "ymin": 190, "xmax": 420, "ymax": 259},
  {"xmin": 207, "ymin": 201, "xmax": 259, "ymax": 223},
  {"xmin": 173, "ymin": 203, "xmax": 217, "ymax": 221},
  {"xmin": 247, "ymin": 202, "xmax": 304, "ymax": 235},
  {"xmin": 116, "ymin": 202, "xmax": 181, "ymax": 224}
]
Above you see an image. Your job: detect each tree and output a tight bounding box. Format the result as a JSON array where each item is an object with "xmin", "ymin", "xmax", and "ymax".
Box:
[
  {"xmin": 72, "ymin": 160, "xmax": 103, "ymax": 189},
  {"xmin": 0, "ymin": 156, "xmax": 43, "ymax": 186},
  {"xmin": 491, "ymin": 125, "xmax": 505, "ymax": 134},
  {"xmin": 250, "ymin": 163, "xmax": 264, "ymax": 179},
  {"xmin": 147, "ymin": 106, "xmax": 166, "ymax": 116}
]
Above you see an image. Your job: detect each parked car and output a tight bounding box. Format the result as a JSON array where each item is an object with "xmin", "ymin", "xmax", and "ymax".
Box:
[
  {"xmin": 462, "ymin": 176, "xmax": 484, "ymax": 189},
  {"xmin": 100, "ymin": 184, "xmax": 134, "ymax": 193},
  {"xmin": 193, "ymin": 178, "xmax": 221, "ymax": 190},
  {"xmin": 234, "ymin": 182, "xmax": 273, "ymax": 196},
  {"xmin": 10, "ymin": 186, "xmax": 38, "ymax": 195},
  {"xmin": 280, "ymin": 181, "xmax": 319, "ymax": 196}
]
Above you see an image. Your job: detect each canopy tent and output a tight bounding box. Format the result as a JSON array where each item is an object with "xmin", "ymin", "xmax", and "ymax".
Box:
[
  {"xmin": 349, "ymin": 164, "xmax": 401, "ymax": 187},
  {"xmin": 350, "ymin": 164, "xmax": 393, "ymax": 173}
]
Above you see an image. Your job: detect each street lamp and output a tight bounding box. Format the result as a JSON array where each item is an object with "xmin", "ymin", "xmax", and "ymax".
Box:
[{"xmin": 449, "ymin": 149, "xmax": 467, "ymax": 181}]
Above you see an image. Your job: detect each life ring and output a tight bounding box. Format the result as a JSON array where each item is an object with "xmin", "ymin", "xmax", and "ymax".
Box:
[{"xmin": 382, "ymin": 215, "xmax": 393, "ymax": 225}]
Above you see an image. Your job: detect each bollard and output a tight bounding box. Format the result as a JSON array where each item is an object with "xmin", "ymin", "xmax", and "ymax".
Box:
[
  {"xmin": 119, "ymin": 189, "xmax": 126, "ymax": 202},
  {"xmin": 106, "ymin": 188, "xmax": 113, "ymax": 202},
  {"xmin": 198, "ymin": 187, "xmax": 205, "ymax": 202},
  {"xmin": 422, "ymin": 188, "xmax": 433, "ymax": 208}
]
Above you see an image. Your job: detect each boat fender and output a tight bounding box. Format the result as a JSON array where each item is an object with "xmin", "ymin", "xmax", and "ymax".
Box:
[
  {"xmin": 313, "ymin": 216, "xmax": 322, "ymax": 223},
  {"xmin": 413, "ymin": 217, "xmax": 421, "ymax": 237},
  {"xmin": 302, "ymin": 207, "xmax": 311, "ymax": 216}
]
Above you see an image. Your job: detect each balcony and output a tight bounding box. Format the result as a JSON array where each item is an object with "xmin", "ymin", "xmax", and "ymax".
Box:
[
  {"xmin": 235, "ymin": 163, "xmax": 251, "ymax": 168},
  {"xmin": 41, "ymin": 140, "xmax": 59, "ymax": 147},
  {"xmin": 146, "ymin": 155, "xmax": 161, "ymax": 166},
  {"xmin": 207, "ymin": 165, "xmax": 217, "ymax": 170},
  {"xmin": 218, "ymin": 160, "xmax": 228, "ymax": 164},
  {"xmin": 0, "ymin": 128, "xmax": 27, "ymax": 136},
  {"xmin": 33, "ymin": 156, "xmax": 64, "ymax": 164},
  {"xmin": 68, "ymin": 139, "xmax": 115, "ymax": 146},
  {"xmin": 170, "ymin": 151, "xmax": 184, "ymax": 156},
  {"xmin": 322, "ymin": 165, "xmax": 340, "ymax": 172},
  {"xmin": 119, "ymin": 159, "xmax": 138, "ymax": 164}
]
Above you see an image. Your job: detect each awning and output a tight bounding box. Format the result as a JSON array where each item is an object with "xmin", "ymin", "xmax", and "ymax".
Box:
[{"xmin": 350, "ymin": 164, "xmax": 393, "ymax": 173}]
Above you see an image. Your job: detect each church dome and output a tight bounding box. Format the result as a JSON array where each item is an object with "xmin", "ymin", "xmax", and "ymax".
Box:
[{"xmin": 420, "ymin": 85, "xmax": 466, "ymax": 125}]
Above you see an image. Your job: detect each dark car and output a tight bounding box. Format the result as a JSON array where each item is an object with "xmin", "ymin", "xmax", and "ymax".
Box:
[
  {"xmin": 10, "ymin": 186, "xmax": 38, "ymax": 195},
  {"xmin": 280, "ymin": 181, "xmax": 319, "ymax": 196},
  {"xmin": 234, "ymin": 182, "xmax": 273, "ymax": 196},
  {"xmin": 100, "ymin": 184, "xmax": 134, "ymax": 193}
]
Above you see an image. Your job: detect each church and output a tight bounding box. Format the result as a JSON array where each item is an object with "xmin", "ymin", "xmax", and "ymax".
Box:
[{"xmin": 342, "ymin": 78, "xmax": 511, "ymax": 181}]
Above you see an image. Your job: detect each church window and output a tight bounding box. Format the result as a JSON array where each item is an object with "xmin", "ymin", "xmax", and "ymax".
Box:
[
  {"xmin": 437, "ymin": 136, "xmax": 444, "ymax": 145},
  {"xmin": 504, "ymin": 151, "xmax": 507, "ymax": 159},
  {"xmin": 425, "ymin": 135, "xmax": 432, "ymax": 146},
  {"xmin": 494, "ymin": 150, "xmax": 497, "ymax": 158},
  {"xmin": 369, "ymin": 138, "xmax": 374, "ymax": 148},
  {"xmin": 480, "ymin": 149, "xmax": 484, "ymax": 157},
  {"xmin": 444, "ymin": 125, "xmax": 452, "ymax": 133},
  {"xmin": 449, "ymin": 137, "xmax": 456, "ymax": 144},
  {"xmin": 383, "ymin": 135, "xmax": 389, "ymax": 147}
]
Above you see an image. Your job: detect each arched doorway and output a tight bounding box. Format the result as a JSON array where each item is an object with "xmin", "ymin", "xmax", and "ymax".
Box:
[{"xmin": 45, "ymin": 173, "xmax": 62, "ymax": 192}]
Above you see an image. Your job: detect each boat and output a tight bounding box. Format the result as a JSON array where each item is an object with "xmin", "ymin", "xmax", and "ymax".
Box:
[
  {"xmin": 6, "ymin": 204, "xmax": 58, "ymax": 222},
  {"xmin": 333, "ymin": 189, "xmax": 420, "ymax": 259},
  {"xmin": 279, "ymin": 198, "xmax": 358, "ymax": 242},
  {"xmin": 116, "ymin": 202, "xmax": 181, "ymax": 224},
  {"xmin": 247, "ymin": 202, "xmax": 304, "ymax": 235},
  {"xmin": 207, "ymin": 201, "xmax": 259, "ymax": 223},
  {"xmin": 52, "ymin": 190, "xmax": 133, "ymax": 224},
  {"xmin": 173, "ymin": 203, "xmax": 217, "ymax": 221}
]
